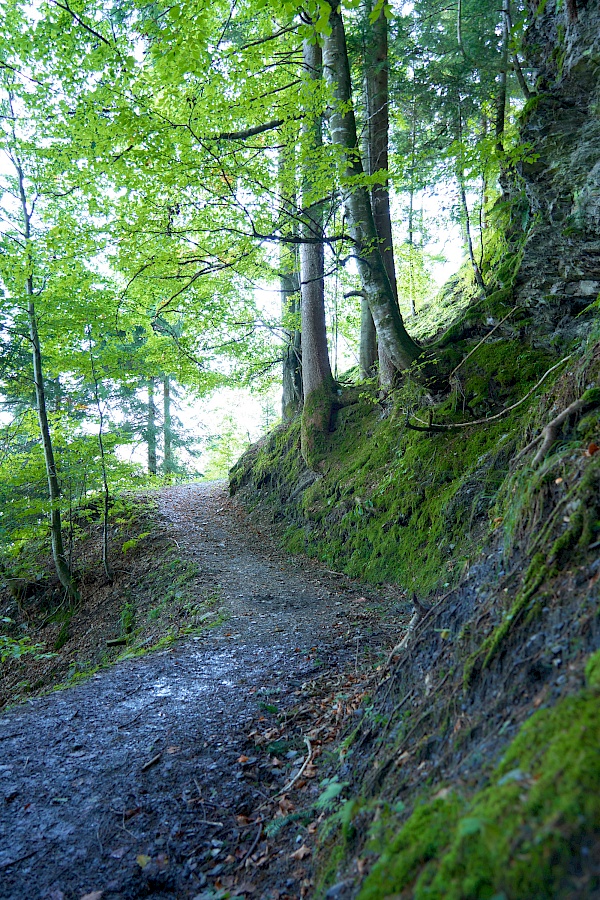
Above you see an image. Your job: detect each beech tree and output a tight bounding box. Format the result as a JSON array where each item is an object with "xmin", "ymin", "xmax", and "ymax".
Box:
[
  {"xmin": 322, "ymin": 1, "xmax": 422, "ymax": 375},
  {"xmin": 299, "ymin": 35, "xmax": 337, "ymax": 466}
]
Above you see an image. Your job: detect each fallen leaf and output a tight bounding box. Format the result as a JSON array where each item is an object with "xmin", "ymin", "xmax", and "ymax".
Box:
[
  {"xmin": 237, "ymin": 754, "xmax": 250, "ymax": 764},
  {"xmin": 236, "ymin": 814, "xmax": 252, "ymax": 825},
  {"xmin": 307, "ymin": 821, "xmax": 319, "ymax": 834},
  {"xmin": 80, "ymin": 892, "xmax": 104, "ymax": 900},
  {"xmin": 303, "ymin": 764, "xmax": 318, "ymax": 778},
  {"xmin": 291, "ymin": 845, "xmax": 311, "ymax": 860},
  {"xmin": 123, "ymin": 806, "xmax": 141, "ymax": 820},
  {"xmin": 136, "ymin": 854, "xmax": 151, "ymax": 869},
  {"xmin": 278, "ymin": 797, "xmax": 295, "ymax": 814},
  {"xmin": 586, "ymin": 442, "xmax": 600, "ymax": 456}
]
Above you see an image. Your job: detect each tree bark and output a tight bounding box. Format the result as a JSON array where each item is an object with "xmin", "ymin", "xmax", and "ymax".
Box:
[
  {"xmin": 495, "ymin": 0, "xmax": 511, "ymax": 153},
  {"xmin": 365, "ymin": 0, "xmax": 400, "ymax": 384},
  {"xmin": 14, "ymin": 154, "xmax": 77, "ymax": 601},
  {"xmin": 359, "ymin": 295, "xmax": 377, "ymax": 379},
  {"xmin": 281, "ymin": 266, "xmax": 303, "ymax": 419},
  {"xmin": 279, "ymin": 148, "xmax": 303, "ymax": 420},
  {"xmin": 147, "ymin": 378, "xmax": 157, "ymax": 475},
  {"xmin": 163, "ymin": 376, "xmax": 174, "ymax": 474},
  {"xmin": 323, "ymin": 1, "xmax": 421, "ymax": 376},
  {"xmin": 300, "ymin": 37, "xmax": 335, "ymax": 467}
]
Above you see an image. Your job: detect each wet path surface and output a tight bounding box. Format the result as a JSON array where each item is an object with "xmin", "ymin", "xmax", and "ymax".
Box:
[{"xmin": 0, "ymin": 483, "xmax": 394, "ymax": 900}]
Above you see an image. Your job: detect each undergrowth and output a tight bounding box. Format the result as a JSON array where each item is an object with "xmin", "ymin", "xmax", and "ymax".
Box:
[{"xmin": 0, "ymin": 490, "xmax": 222, "ymax": 707}]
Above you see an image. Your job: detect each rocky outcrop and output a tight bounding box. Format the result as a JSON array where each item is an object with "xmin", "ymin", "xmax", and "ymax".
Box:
[{"xmin": 515, "ymin": 0, "xmax": 600, "ymax": 326}]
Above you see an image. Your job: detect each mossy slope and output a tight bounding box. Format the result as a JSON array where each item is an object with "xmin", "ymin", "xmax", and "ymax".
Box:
[
  {"xmin": 231, "ymin": 327, "xmax": 600, "ymax": 899},
  {"xmin": 360, "ymin": 681, "xmax": 600, "ymax": 900}
]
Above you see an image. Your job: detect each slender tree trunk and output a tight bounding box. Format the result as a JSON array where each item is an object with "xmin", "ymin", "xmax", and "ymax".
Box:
[
  {"xmin": 279, "ymin": 148, "xmax": 303, "ymax": 419},
  {"xmin": 14, "ymin": 153, "xmax": 77, "ymax": 601},
  {"xmin": 300, "ymin": 37, "xmax": 335, "ymax": 467},
  {"xmin": 457, "ymin": 105, "xmax": 486, "ymax": 295},
  {"xmin": 459, "ymin": 177, "xmax": 487, "ymax": 295},
  {"xmin": 88, "ymin": 328, "xmax": 112, "ymax": 582},
  {"xmin": 457, "ymin": 0, "xmax": 466, "ymax": 56},
  {"xmin": 147, "ymin": 378, "xmax": 157, "ymax": 475},
  {"xmin": 512, "ymin": 54, "xmax": 533, "ymax": 100},
  {"xmin": 163, "ymin": 376, "xmax": 173, "ymax": 474},
  {"xmin": 281, "ymin": 266, "xmax": 303, "ymax": 418},
  {"xmin": 323, "ymin": 1, "xmax": 421, "ymax": 377},
  {"xmin": 28, "ymin": 300, "xmax": 78, "ymax": 600},
  {"xmin": 365, "ymin": 0, "xmax": 399, "ymax": 384},
  {"xmin": 495, "ymin": 0, "xmax": 511, "ymax": 153},
  {"xmin": 358, "ymin": 64, "xmax": 378, "ymax": 379},
  {"xmin": 407, "ymin": 87, "xmax": 419, "ymax": 318},
  {"xmin": 407, "ymin": 187, "xmax": 416, "ymax": 317}
]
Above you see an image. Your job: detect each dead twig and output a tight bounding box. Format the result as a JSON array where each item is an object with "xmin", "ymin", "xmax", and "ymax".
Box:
[
  {"xmin": 237, "ymin": 821, "xmax": 263, "ymax": 870},
  {"xmin": 141, "ymin": 753, "xmax": 161, "ymax": 772},
  {"xmin": 273, "ymin": 736, "xmax": 312, "ymax": 798},
  {"xmin": 514, "ymin": 391, "xmax": 600, "ymax": 467}
]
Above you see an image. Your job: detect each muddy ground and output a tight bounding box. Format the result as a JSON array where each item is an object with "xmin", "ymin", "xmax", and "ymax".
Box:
[{"xmin": 0, "ymin": 482, "xmax": 408, "ymax": 900}]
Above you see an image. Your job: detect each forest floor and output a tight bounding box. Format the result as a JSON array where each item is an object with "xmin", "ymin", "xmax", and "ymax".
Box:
[{"xmin": 0, "ymin": 482, "xmax": 409, "ymax": 900}]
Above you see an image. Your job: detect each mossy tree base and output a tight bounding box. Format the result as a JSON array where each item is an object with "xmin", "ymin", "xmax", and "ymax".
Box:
[{"xmin": 301, "ymin": 383, "xmax": 336, "ymax": 470}]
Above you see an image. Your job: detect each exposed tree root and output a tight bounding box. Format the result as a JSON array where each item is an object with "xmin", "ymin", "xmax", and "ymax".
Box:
[
  {"xmin": 405, "ymin": 355, "xmax": 572, "ymax": 433},
  {"xmin": 515, "ymin": 390, "xmax": 600, "ymax": 467}
]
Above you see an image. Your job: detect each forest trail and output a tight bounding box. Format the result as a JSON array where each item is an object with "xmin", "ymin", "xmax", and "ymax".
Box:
[{"xmin": 0, "ymin": 483, "xmax": 399, "ymax": 900}]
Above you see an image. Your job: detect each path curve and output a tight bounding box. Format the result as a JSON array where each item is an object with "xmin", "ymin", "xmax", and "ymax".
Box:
[{"xmin": 0, "ymin": 483, "xmax": 392, "ymax": 900}]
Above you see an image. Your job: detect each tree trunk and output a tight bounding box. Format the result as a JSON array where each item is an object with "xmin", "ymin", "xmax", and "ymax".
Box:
[
  {"xmin": 300, "ymin": 37, "xmax": 335, "ymax": 468},
  {"xmin": 147, "ymin": 378, "xmax": 157, "ymax": 475},
  {"xmin": 323, "ymin": 1, "xmax": 421, "ymax": 376},
  {"xmin": 457, "ymin": 105, "xmax": 486, "ymax": 295},
  {"xmin": 29, "ymin": 300, "xmax": 78, "ymax": 600},
  {"xmin": 359, "ymin": 295, "xmax": 377, "ymax": 379},
  {"xmin": 282, "ymin": 267, "xmax": 303, "ymax": 419},
  {"xmin": 87, "ymin": 328, "xmax": 112, "ymax": 582},
  {"xmin": 163, "ymin": 376, "xmax": 174, "ymax": 474},
  {"xmin": 14, "ymin": 154, "xmax": 77, "ymax": 601},
  {"xmin": 458, "ymin": 177, "xmax": 487, "ymax": 295},
  {"xmin": 495, "ymin": 0, "xmax": 511, "ymax": 153},
  {"xmin": 279, "ymin": 148, "xmax": 303, "ymax": 420},
  {"xmin": 365, "ymin": 0, "xmax": 400, "ymax": 385}
]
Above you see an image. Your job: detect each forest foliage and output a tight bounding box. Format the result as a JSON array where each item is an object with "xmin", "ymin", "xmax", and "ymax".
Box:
[{"xmin": 0, "ymin": 0, "xmax": 534, "ymax": 589}]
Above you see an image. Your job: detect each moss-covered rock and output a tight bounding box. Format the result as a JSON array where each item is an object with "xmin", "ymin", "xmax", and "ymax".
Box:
[{"xmin": 359, "ymin": 687, "xmax": 600, "ymax": 900}]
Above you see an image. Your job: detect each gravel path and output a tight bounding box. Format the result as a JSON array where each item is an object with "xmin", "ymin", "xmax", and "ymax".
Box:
[{"xmin": 0, "ymin": 483, "xmax": 396, "ymax": 900}]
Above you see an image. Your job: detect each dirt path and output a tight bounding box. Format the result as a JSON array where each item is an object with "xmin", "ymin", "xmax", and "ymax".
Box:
[{"xmin": 0, "ymin": 483, "xmax": 402, "ymax": 900}]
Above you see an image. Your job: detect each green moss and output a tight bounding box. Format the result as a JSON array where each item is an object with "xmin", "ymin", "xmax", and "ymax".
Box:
[
  {"xmin": 359, "ymin": 796, "xmax": 464, "ymax": 899},
  {"xmin": 359, "ymin": 688, "xmax": 600, "ymax": 900},
  {"xmin": 301, "ymin": 383, "xmax": 336, "ymax": 469},
  {"xmin": 585, "ymin": 648, "xmax": 600, "ymax": 688}
]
